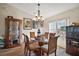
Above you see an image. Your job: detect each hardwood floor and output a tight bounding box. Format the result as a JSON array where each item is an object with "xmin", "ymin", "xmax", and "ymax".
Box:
[
  {"xmin": 0, "ymin": 44, "xmax": 70, "ymax": 56},
  {"xmin": 50, "ymin": 47, "xmax": 70, "ymax": 56},
  {"xmin": 25, "ymin": 47, "xmax": 70, "ymax": 56}
]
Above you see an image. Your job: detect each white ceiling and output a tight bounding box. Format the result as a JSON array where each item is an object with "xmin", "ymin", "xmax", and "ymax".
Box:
[{"xmin": 7, "ymin": 3, "xmax": 79, "ymax": 19}]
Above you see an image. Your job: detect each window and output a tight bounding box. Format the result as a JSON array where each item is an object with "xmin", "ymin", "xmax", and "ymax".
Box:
[
  {"xmin": 49, "ymin": 21, "xmax": 56, "ymax": 33},
  {"xmin": 57, "ymin": 19, "xmax": 66, "ymax": 30},
  {"xmin": 49, "ymin": 19, "xmax": 67, "ymax": 33}
]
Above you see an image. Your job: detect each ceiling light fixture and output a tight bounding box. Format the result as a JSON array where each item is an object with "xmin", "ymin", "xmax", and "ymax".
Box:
[{"xmin": 33, "ymin": 3, "xmax": 44, "ymax": 21}]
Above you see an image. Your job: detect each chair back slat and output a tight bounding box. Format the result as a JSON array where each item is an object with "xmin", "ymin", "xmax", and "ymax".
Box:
[
  {"xmin": 30, "ymin": 32, "xmax": 35, "ymax": 38},
  {"xmin": 23, "ymin": 34, "xmax": 29, "ymax": 47},
  {"xmin": 45, "ymin": 32, "xmax": 49, "ymax": 39},
  {"xmin": 50, "ymin": 33, "xmax": 55, "ymax": 36},
  {"xmin": 48, "ymin": 36, "xmax": 58, "ymax": 54}
]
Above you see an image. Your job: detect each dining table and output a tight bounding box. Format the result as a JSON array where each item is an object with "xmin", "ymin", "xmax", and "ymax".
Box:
[
  {"xmin": 29, "ymin": 34, "xmax": 60, "ymax": 56},
  {"xmin": 29, "ymin": 35, "xmax": 48, "ymax": 56}
]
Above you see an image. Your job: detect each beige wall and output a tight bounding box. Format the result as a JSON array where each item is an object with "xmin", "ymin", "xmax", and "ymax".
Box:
[{"xmin": 44, "ymin": 6, "xmax": 79, "ymax": 48}]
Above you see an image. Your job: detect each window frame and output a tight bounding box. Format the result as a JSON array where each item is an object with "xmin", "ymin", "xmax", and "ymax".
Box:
[{"xmin": 48, "ymin": 18, "xmax": 68, "ymax": 33}]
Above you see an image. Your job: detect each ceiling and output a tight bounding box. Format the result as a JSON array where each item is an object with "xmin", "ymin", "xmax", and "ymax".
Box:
[{"xmin": 7, "ymin": 3, "xmax": 79, "ymax": 19}]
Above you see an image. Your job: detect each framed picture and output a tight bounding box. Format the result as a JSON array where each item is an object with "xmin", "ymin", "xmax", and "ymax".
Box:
[
  {"xmin": 32, "ymin": 21, "xmax": 38, "ymax": 29},
  {"xmin": 32, "ymin": 20, "xmax": 44, "ymax": 29},
  {"xmin": 23, "ymin": 18, "xmax": 32, "ymax": 30}
]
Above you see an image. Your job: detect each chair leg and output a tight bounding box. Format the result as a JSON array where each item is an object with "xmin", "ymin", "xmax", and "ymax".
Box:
[
  {"xmin": 29, "ymin": 50, "xmax": 31, "ymax": 56},
  {"xmin": 24, "ymin": 47, "xmax": 26, "ymax": 55},
  {"xmin": 26, "ymin": 49, "xmax": 29, "ymax": 56},
  {"xmin": 41, "ymin": 51, "xmax": 46, "ymax": 56},
  {"xmin": 55, "ymin": 50, "xmax": 56, "ymax": 56},
  {"xmin": 42, "ymin": 51, "xmax": 44, "ymax": 56},
  {"xmin": 24, "ymin": 49, "xmax": 26, "ymax": 55},
  {"xmin": 24, "ymin": 48, "xmax": 28, "ymax": 56},
  {"xmin": 47, "ymin": 53, "xmax": 49, "ymax": 56}
]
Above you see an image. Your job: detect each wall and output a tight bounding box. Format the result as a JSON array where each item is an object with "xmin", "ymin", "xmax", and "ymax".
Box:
[{"xmin": 44, "ymin": 6, "xmax": 79, "ymax": 48}]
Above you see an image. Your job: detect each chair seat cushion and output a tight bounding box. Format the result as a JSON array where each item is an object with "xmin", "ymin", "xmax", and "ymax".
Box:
[
  {"xmin": 31, "ymin": 38, "xmax": 35, "ymax": 40},
  {"xmin": 44, "ymin": 38, "xmax": 48, "ymax": 44},
  {"xmin": 29, "ymin": 46, "xmax": 40, "ymax": 50},
  {"xmin": 41, "ymin": 45, "xmax": 48, "ymax": 49},
  {"xmin": 41, "ymin": 45, "xmax": 48, "ymax": 53},
  {"xmin": 29, "ymin": 42, "xmax": 40, "ymax": 50},
  {"xmin": 41, "ymin": 44, "xmax": 56, "ymax": 54}
]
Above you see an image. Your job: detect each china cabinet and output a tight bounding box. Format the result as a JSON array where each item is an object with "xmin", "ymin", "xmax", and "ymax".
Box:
[
  {"xmin": 4, "ymin": 16, "xmax": 22, "ymax": 48},
  {"xmin": 66, "ymin": 26, "xmax": 79, "ymax": 55}
]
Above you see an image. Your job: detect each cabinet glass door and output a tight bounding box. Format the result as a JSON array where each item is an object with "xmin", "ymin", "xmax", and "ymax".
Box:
[{"xmin": 9, "ymin": 21, "xmax": 19, "ymax": 45}]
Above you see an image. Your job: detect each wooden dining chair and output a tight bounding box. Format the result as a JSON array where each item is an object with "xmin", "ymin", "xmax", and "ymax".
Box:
[
  {"xmin": 49, "ymin": 33, "xmax": 56, "ymax": 36},
  {"xmin": 45, "ymin": 32, "xmax": 49, "ymax": 39},
  {"xmin": 23, "ymin": 33, "xmax": 39, "ymax": 56},
  {"xmin": 23, "ymin": 34, "xmax": 29, "ymax": 55},
  {"xmin": 41, "ymin": 36, "xmax": 59, "ymax": 56},
  {"xmin": 30, "ymin": 32, "xmax": 36, "ymax": 40},
  {"xmin": 49, "ymin": 33, "xmax": 56, "ymax": 38}
]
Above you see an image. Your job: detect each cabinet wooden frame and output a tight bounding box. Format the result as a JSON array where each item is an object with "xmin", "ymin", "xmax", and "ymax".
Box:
[{"xmin": 4, "ymin": 16, "xmax": 22, "ymax": 48}]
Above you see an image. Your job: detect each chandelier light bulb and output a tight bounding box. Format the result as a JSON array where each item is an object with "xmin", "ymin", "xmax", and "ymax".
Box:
[{"xmin": 38, "ymin": 16, "xmax": 40, "ymax": 19}]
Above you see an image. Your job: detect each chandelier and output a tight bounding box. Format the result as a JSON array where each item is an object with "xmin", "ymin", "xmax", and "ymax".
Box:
[{"xmin": 33, "ymin": 3, "xmax": 44, "ymax": 21}]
